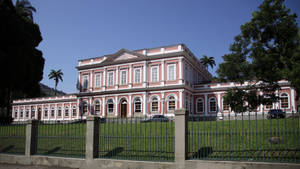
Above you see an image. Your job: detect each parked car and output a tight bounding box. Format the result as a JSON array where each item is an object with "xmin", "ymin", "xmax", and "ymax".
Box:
[
  {"xmin": 267, "ymin": 109, "xmax": 286, "ymax": 119},
  {"xmin": 143, "ymin": 115, "xmax": 169, "ymax": 122}
]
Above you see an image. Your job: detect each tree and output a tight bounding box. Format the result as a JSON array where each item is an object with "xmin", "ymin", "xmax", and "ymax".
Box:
[
  {"xmin": 0, "ymin": 0, "xmax": 44, "ymax": 118},
  {"xmin": 15, "ymin": 0, "xmax": 36, "ymax": 20},
  {"xmin": 217, "ymin": 0, "xmax": 299, "ymax": 113},
  {"xmin": 48, "ymin": 69, "xmax": 63, "ymax": 94},
  {"xmin": 200, "ymin": 55, "xmax": 216, "ymax": 70}
]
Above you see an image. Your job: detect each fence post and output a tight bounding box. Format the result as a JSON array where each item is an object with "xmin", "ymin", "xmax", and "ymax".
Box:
[
  {"xmin": 86, "ymin": 116, "xmax": 99, "ymax": 160},
  {"xmin": 174, "ymin": 109, "xmax": 188, "ymax": 164},
  {"xmin": 25, "ymin": 119, "xmax": 38, "ymax": 156}
]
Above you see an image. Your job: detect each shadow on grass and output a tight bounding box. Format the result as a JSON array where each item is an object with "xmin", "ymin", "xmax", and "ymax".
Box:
[
  {"xmin": 192, "ymin": 147, "xmax": 213, "ymax": 158},
  {"xmin": 43, "ymin": 146, "xmax": 61, "ymax": 155},
  {"xmin": 0, "ymin": 145, "xmax": 14, "ymax": 153},
  {"xmin": 104, "ymin": 147, "xmax": 124, "ymax": 157}
]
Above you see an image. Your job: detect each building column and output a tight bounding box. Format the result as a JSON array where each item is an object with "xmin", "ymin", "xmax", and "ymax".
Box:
[
  {"xmin": 143, "ymin": 93, "xmax": 147, "ymax": 116},
  {"xmin": 217, "ymin": 93, "xmax": 221, "ymax": 113},
  {"xmin": 129, "ymin": 64, "xmax": 132, "ymax": 88},
  {"xmin": 161, "ymin": 92, "xmax": 165, "ymax": 115},
  {"xmin": 291, "ymin": 88, "xmax": 296, "ymax": 112},
  {"xmin": 69, "ymin": 103, "xmax": 72, "ymax": 120},
  {"xmin": 161, "ymin": 60, "xmax": 165, "ymax": 86},
  {"xmin": 41, "ymin": 105, "xmax": 44, "ymax": 121},
  {"xmin": 102, "ymin": 68, "xmax": 106, "ymax": 91},
  {"xmin": 275, "ymin": 90, "xmax": 279, "ymax": 109},
  {"xmin": 115, "ymin": 95, "xmax": 118, "ymax": 117},
  {"xmin": 179, "ymin": 58, "xmax": 183, "ymax": 84},
  {"xmin": 77, "ymin": 98, "xmax": 80, "ymax": 119},
  {"xmin": 102, "ymin": 97, "xmax": 105, "ymax": 117},
  {"xmin": 35, "ymin": 105, "xmax": 38, "ymax": 120},
  {"xmin": 129, "ymin": 94, "xmax": 132, "ymax": 117},
  {"xmin": 205, "ymin": 94, "xmax": 208, "ymax": 116},
  {"xmin": 115, "ymin": 66, "xmax": 119, "ymax": 89},
  {"xmin": 17, "ymin": 106, "xmax": 20, "ymax": 120},
  {"xmin": 48, "ymin": 105, "xmax": 50, "ymax": 120},
  {"xmin": 259, "ymin": 91, "xmax": 263, "ymax": 113},
  {"xmin": 55, "ymin": 103, "xmax": 58, "ymax": 120},
  {"xmin": 62, "ymin": 104, "xmax": 65, "ymax": 121},
  {"xmin": 143, "ymin": 61, "xmax": 148, "ymax": 87},
  {"xmin": 90, "ymin": 71, "xmax": 93, "ymax": 92}
]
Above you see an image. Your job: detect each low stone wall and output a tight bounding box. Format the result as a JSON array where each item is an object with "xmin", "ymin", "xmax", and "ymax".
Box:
[{"xmin": 1, "ymin": 154, "xmax": 299, "ymax": 169}]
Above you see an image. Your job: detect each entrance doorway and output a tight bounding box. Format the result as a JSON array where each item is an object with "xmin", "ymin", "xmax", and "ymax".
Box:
[{"xmin": 120, "ymin": 99, "xmax": 127, "ymax": 118}]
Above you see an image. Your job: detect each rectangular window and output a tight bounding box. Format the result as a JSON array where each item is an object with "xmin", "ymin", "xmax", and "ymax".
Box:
[
  {"xmin": 120, "ymin": 70, "xmax": 127, "ymax": 85},
  {"xmin": 167, "ymin": 64, "xmax": 176, "ymax": 81},
  {"xmin": 95, "ymin": 73, "xmax": 101, "ymax": 88},
  {"xmin": 83, "ymin": 75, "xmax": 89, "ymax": 90},
  {"xmin": 108, "ymin": 71, "xmax": 114, "ymax": 86},
  {"xmin": 151, "ymin": 66, "xmax": 158, "ymax": 82},
  {"xmin": 134, "ymin": 68, "xmax": 141, "ymax": 83}
]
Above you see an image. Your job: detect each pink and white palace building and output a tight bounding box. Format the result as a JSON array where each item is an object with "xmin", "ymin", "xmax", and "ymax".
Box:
[{"xmin": 12, "ymin": 44, "xmax": 297, "ymax": 121}]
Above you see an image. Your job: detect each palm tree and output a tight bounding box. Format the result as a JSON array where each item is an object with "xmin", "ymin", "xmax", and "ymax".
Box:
[
  {"xmin": 200, "ymin": 55, "xmax": 216, "ymax": 70},
  {"xmin": 48, "ymin": 69, "xmax": 63, "ymax": 95},
  {"xmin": 14, "ymin": 0, "xmax": 36, "ymax": 20}
]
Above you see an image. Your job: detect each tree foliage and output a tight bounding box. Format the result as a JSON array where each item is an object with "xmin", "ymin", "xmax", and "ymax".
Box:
[
  {"xmin": 48, "ymin": 69, "xmax": 63, "ymax": 94},
  {"xmin": 217, "ymin": 0, "xmax": 299, "ymax": 113},
  {"xmin": 0, "ymin": 0, "xmax": 44, "ymax": 116},
  {"xmin": 200, "ymin": 55, "xmax": 216, "ymax": 70}
]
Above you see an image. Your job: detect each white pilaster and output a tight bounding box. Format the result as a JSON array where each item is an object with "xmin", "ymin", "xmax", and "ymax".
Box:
[
  {"xmin": 78, "ymin": 73, "xmax": 81, "ymax": 93},
  {"xmin": 115, "ymin": 66, "xmax": 119, "ymax": 89},
  {"xmin": 35, "ymin": 105, "xmax": 38, "ymax": 120},
  {"xmin": 69, "ymin": 103, "xmax": 72, "ymax": 120},
  {"xmin": 55, "ymin": 103, "xmax": 58, "ymax": 120},
  {"xmin": 90, "ymin": 71, "xmax": 93, "ymax": 92},
  {"xmin": 48, "ymin": 104, "xmax": 50, "ymax": 120},
  {"xmin": 143, "ymin": 61, "xmax": 148, "ymax": 87},
  {"xmin": 17, "ymin": 106, "xmax": 20, "ymax": 120},
  {"xmin": 115, "ymin": 96, "xmax": 118, "ymax": 117},
  {"xmin": 260, "ymin": 91, "xmax": 263, "ymax": 113},
  {"xmin": 205, "ymin": 94, "xmax": 208, "ymax": 116},
  {"xmin": 291, "ymin": 88, "xmax": 296, "ymax": 112},
  {"xmin": 275, "ymin": 90, "xmax": 279, "ymax": 109},
  {"xmin": 77, "ymin": 98, "xmax": 80, "ymax": 119},
  {"xmin": 179, "ymin": 58, "xmax": 183, "ymax": 84},
  {"xmin": 161, "ymin": 60, "xmax": 165, "ymax": 86},
  {"xmin": 143, "ymin": 93, "xmax": 147, "ymax": 116},
  {"xmin": 161, "ymin": 92, "xmax": 165, "ymax": 115},
  {"xmin": 41, "ymin": 105, "xmax": 44, "ymax": 120},
  {"xmin": 102, "ymin": 97, "xmax": 105, "ymax": 117},
  {"xmin": 129, "ymin": 94, "xmax": 132, "ymax": 117},
  {"xmin": 62, "ymin": 103, "xmax": 65, "ymax": 121},
  {"xmin": 217, "ymin": 93, "xmax": 221, "ymax": 113},
  {"xmin": 89, "ymin": 97, "xmax": 92, "ymax": 116},
  {"xmin": 103, "ymin": 68, "xmax": 106, "ymax": 91},
  {"xmin": 129, "ymin": 64, "xmax": 132, "ymax": 88}
]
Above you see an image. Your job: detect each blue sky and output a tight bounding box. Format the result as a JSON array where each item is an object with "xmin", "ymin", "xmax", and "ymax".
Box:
[{"xmin": 30, "ymin": 0, "xmax": 300, "ymax": 93}]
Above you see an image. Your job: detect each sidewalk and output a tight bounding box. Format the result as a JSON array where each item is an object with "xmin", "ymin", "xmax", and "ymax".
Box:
[{"xmin": 0, "ymin": 164, "xmax": 76, "ymax": 169}]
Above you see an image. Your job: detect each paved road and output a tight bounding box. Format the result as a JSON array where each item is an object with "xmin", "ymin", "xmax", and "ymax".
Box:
[{"xmin": 0, "ymin": 164, "xmax": 77, "ymax": 169}]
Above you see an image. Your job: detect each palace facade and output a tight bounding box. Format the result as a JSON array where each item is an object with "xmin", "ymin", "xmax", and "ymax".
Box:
[{"xmin": 12, "ymin": 44, "xmax": 297, "ymax": 121}]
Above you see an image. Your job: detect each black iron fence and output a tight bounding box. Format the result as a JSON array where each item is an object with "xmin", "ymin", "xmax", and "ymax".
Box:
[
  {"xmin": 98, "ymin": 116, "xmax": 175, "ymax": 161},
  {"xmin": 0, "ymin": 121, "xmax": 26, "ymax": 155},
  {"xmin": 188, "ymin": 112, "xmax": 300, "ymax": 162},
  {"xmin": 35, "ymin": 120, "xmax": 86, "ymax": 158}
]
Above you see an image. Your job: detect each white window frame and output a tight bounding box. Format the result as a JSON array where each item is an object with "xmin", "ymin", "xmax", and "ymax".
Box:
[
  {"xmin": 166, "ymin": 94, "xmax": 177, "ymax": 112},
  {"xmin": 65, "ymin": 106, "xmax": 69, "ymax": 116},
  {"xmin": 196, "ymin": 98, "xmax": 204, "ymax": 113},
  {"xmin": 134, "ymin": 68, "xmax": 141, "ymax": 84},
  {"xmin": 107, "ymin": 98, "xmax": 114, "ymax": 114},
  {"xmin": 44, "ymin": 108, "xmax": 48, "ymax": 117},
  {"xmin": 107, "ymin": 71, "xmax": 114, "ymax": 86},
  {"xmin": 94, "ymin": 73, "xmax": 101, "ymax": 88},
  {"xmin": 280, "ymin": 93, "xmax": 290, "ymax": 109},
  {"xmin": 94, "ymin": 100, "xmax": 101, "ymax": 115},
  {"xmin": 133, "ymin": 97, "xmax": 142, "ymax": 113},
  {"xmin": 150, "ymin": 95, "xmax": 160, "ymax": 114},
  {"xmin": 58, "ymin": 107, "xmax": 62, "ymax": 117},
  {"xmin": 151, "ymin": 66, "xmax": 159, "ymax": 82},
  {"xmin": 167, "ymin": 63, "xmax": 176, "ymax": 81},
  {"xmin": 82, "ymin": 101, "xmax": 88, "ymax": 115},
  {"xmin": 82, "ymin": 75, "xmax": 89, "ymax": 90},
  {"xmin": 120, "ymin": 69, "xmax": 128, "ymax": 85},
  {"xmin": 72, "ymin": 106, "xmax": 77, "ymax": 116},
  {"xmin": 209, "ymin": 97, "xmax": 217, "ymax": 113}
]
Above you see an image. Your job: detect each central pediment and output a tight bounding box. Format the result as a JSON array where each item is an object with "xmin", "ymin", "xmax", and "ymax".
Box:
[{"xmin": 106, "ymin": 49, "xmax": 145, "ymax": 62}]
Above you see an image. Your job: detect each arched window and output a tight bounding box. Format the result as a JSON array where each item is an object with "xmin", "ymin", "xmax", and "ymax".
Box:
[
  {"xmin": 107, "ymin": 99, "xmax": 114, "ymax": 114},
  {"xmin": 167, "ymin": 95, "xmax": 176, "ymax": 111},
  {"xmin": 72, "ymin": 106, "xmax": 77, "ymax": 116},
  {"xmin": 280, "ymin": 93, "xmax": 289, "ymax": 109},
  {"xmin": 134, "ymin": 97, "xmax": 142, "ymax": 113},
  {"xmin": 44, "ymin": 108, "xmax": 48, "ymax": 117},
  {"xmin": 209, "ymin": 97, "xmax": 217, "ymax": 112},
  {"xmin": 151, "ymin": 96, "xmax": 159, "ymax": 113},
  {"xmin": 94, "ymin": 100, "xmax": 101, "ymax": 115},
  {"xmin": 51, "ymin": 107, "xmax": 55, "ymax": 117},
  {"xmin": 65, "ymin": 106, "xmax": 69, "ymax": 117},
  {"xmin": 20, "ymin": 109, "xmax": 23, "ymax": 118},
  {"xmin": 31, "ymin": 106, "xmax": 35, "ymax": 118},
  {"xmin": 196, "ymin": 98, "xmax": 204, "ymax": 113},
  {"xmin": 82, "ymin": 101, "xmax": 88, "ymax": 115}
]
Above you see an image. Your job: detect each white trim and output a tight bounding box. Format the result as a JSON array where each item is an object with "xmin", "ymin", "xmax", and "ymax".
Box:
[
  {"xmin": 150, "ymin": 95, "xmax": 160, "ymax": 114},
  {"xmin": 161, "ymin": 60, "xmax": 165, "ymax": 85},
  {"xmin": 133, "ymin": 96, "xmax": 142, "ymax": 114},
  {"xmin": 150, "ymin": 65, "xmax": 159, "ymax": 82},
  {"xmin": 106, "ymin": 98, "xmax": 115, "ymax": 115},
  {"xmin": 291, "ymin": 88, "xmax": 296, "ymax": 112},
  {"xmin": 196, "ymin": 98, "xmax": 204, "ymax": 114},
  {"xmin": 280, "ymin": 92, "xmax": 290, "ymax": 109},
  {"xmin": 166, "ymin": 94, "xmax": 177, "ymax": 112},
  {"xmin": 209, "ymin": 97, "xmax": 217, "ymax": 113}
]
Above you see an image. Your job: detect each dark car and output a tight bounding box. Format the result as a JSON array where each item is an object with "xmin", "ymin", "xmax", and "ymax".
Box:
[
  {"xmin": 267, "ymin": 109, "xmax": 286, "ymax": 119},
  {"xmin": 143, "ymin": 115, "xmax": 169, "ymax": 122}
]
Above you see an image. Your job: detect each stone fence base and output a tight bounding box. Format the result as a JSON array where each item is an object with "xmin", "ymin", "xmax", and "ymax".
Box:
[{"xmin": 0, "ymin": 154, "xmax": 299, "ymax": 169}]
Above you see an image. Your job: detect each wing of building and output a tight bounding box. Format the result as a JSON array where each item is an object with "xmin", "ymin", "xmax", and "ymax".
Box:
[{"xmin": 11, "ymin": 44, "xmax": 297, "ymax": 121}]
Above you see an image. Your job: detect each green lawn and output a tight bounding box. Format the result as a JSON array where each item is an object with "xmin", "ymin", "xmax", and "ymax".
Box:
[{"xmin": 0, "ymin": 117, "xmax": 299, "ymax": 162}]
